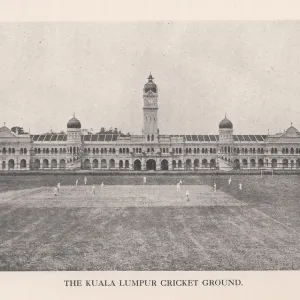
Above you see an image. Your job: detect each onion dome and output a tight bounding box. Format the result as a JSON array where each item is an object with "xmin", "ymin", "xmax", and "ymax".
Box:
[
  {"xmin": 144, "ymin": 72, "xmax": 157, "ymax": 93},
  {"xmin": 219, "ymin": 114, "xmax": 233, "ymax": 129},
  {"xmin": 0, "ymin": 122, "xmax": 10, "ymax": 132},
  {"xmin": 67, "ymin": 114, "xmax": 81, "ymax": 129}
]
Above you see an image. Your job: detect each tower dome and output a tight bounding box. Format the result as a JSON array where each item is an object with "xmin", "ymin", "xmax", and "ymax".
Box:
[
  {"xmin": 219, "ymin": 115, "xmax": 233, "ymax": 129},
  {"xmin": 67, "ymin": 114, "xmax": 81, "ymax": 129},
  {"xmin": 144, "ymin": 73, "xmax": 157, "ymax": 93}
]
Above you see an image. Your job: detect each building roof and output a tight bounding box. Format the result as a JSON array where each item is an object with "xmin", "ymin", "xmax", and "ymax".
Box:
[
  {"xmin": 67, "ymin": 115, "xmax": 81, "ymax": 129},
  {"xmin": 170, "ymin": 134, "xmax": 268, "ymax": 142},
  {"xmin": 144, "ymin": 73, "xmax": 157, "ymax": 93},
  {"xmin": 30, "ymin": 132, "xmax": 268, "ymax": 143},
  {"xmin": 31, "ymin": 134, "xmax": 68, "ymax": 142},
  {"xmin": 219, "ymin": 115, "xmax": 233, "ymax": 129}
]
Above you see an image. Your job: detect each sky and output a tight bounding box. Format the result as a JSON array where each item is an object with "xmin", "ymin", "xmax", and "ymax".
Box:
[{"xmin": 0, "ymin": 21, "xmax": 300, "ymax": 135}]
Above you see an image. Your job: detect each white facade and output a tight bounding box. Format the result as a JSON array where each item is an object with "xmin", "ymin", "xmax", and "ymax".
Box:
[{"xmin": 1, "ymin": 74, "xmax": 300, "ymax": 171}]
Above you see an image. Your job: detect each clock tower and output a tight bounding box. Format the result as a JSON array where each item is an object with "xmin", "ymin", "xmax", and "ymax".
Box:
[{"xmin": 143, "ymin": 73, "xmax": 158, "ymax": 142}]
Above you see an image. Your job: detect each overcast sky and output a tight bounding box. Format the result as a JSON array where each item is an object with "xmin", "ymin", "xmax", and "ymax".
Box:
[{"xmin": 0, "ymin": 21, "xmax": 300, "ymax": 135}]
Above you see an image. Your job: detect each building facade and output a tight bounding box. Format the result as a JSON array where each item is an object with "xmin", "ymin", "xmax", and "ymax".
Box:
[{"xmin": 1, "ymin": 74, "xmax": 300, "ymax": 171}]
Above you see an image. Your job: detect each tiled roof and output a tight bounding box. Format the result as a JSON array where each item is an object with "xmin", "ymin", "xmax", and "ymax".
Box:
[
  {"xmin": 30, "ymin": 133, "xmax": 268, "ymax": 143},
  {"xmin": 81, "ymin": 134, "xmax": 120, "ymax": 142},
  {"xmin": 170, "ymin": 134, "xmax": 267, "ymax": 142},
  {"xmin": 31, "ymin": 134, "xmax": 67, "ymax": 142}
]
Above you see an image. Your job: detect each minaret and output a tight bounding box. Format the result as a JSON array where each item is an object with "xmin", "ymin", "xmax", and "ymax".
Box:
[{"xmin": 143, "ymin": 73, "xmax": 158, "ymax": 142}]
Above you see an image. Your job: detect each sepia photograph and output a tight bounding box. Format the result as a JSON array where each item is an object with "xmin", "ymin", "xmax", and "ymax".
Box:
[{"xmin": 0, "ymin": 21, "xmax": 300, "ymax": 272}]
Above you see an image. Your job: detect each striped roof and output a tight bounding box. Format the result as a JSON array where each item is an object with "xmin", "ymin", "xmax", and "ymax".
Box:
[
  {"xmin": 31, "ymin": 133, "xmax": 268, "ymax": 143},
  {"xmin": 31, "ymin": 134, "xmax": 67, "ymax": 142},
  {"xmin": 170, "ymin": 134, "xmax": 268, "ymax": 142}
]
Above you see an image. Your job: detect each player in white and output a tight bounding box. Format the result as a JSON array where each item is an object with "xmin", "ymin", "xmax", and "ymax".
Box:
[
  {"xmin": 239, "ymin": 182, "xmax": 243, "ymax": 190},
  {"xmin": 179, "ymin": 179, "xmax": 182, "ymax": 185},
  {"xmin": 143, "ymin": 176, "xmax": 147, "ymax": 184},
  {"xmin": 54, "ymin": 187, "xmax": 58, "ymax": 196},
  {"xmin": 213, "ymin": 183, "xmax": 217, "ymax": 192},
  {"xmin": 84, "ymin": 176, "xmax": 87, "ymax": 185},
  {"xmin": 57, "ymin": 183, "xmax": 60, "ymax": 192},
  {"xmin": 92, "ymin": 184, "xmax": 96, "ymax": 195},
  {"xmin": 75, "ymin": 179, "xmax": 79, "ymax": 186},
  {"xmin": 101, "ymin": 182, "xmax": 104, "ymax": 190},
  {"xmin": 176, "ymin": 182, "xmax": 181, "ymax": 192},
  {"xmin": 185, "ymin": 190, "xmax": 190, "ymax": 202},
  {"xmin": 228, "ymin": 177, "xmax": 232, "ymax": 185}
]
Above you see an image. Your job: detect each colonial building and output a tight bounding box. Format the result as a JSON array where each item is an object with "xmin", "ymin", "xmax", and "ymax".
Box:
[{"xmin": 1, "ymin": 74, "xmax": 300, "ymax": 171}]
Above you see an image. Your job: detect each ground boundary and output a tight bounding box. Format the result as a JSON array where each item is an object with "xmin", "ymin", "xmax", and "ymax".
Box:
[{"xmin": 1, "ymin": 170, "xmax": 300, "ymax": 176}]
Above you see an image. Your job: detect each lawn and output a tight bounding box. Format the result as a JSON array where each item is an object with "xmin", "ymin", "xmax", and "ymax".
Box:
[{"xmin": 0, "ymin": 174, "xmax": 299, "ymax": 270}]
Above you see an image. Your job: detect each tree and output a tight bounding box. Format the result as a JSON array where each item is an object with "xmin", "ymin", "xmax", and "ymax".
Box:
[{"xmin": 11, "ymin": 126, "xmax": 25, "ymax": 134}]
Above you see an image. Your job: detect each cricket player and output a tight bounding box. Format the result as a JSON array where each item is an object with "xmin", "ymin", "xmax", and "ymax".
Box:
[
  {"xmin": 76, "ymin": 179, "xmax": 79, "ymax": 186},
  {"xmin": 84, "ymin": 176, "xmax": 87, "ymax": 185},
  {"xmin": 213, "ymin": 182, "xmax": 217, "ymax": 192},
  {"xmin": 54, "ymin": 187, "xmax": 58, "ymax": 196},
  {"xmin": 239, "ymin": 182, "xmax": 243, "ymax": 190},
  {"xmin": 92, "ymin": 184, "xmax": 96, "ymax": 195},
  {"xmin": 101, "ymin": 182, "xmax": 104, "ymax": 189},
  {"xmin": 57, "ymin": 183, "xmax": 60, "ymax": 192},
  {"xmin": 185, "ymin": 190, "xmax": 190, "ymax": 202},
  {"xmin": 143, "ymin": 176, "xmax": 147, "ymax": 184},
  {"xmin": 228, "ymin": 177, "xmax": 232, "ymax": 185},
  {"xmin": 176, "ymin": 182, "xmax": 181, "ymax": 192}
]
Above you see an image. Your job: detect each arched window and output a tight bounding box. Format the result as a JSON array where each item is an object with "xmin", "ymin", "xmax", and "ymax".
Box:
[
  {"xmin": 151, "ymin": 134, "xmax": 154, "ymax": 141},
  {"xmin": 178, "ymin": 160, "xmax": 182, "ymax": 169},
  {"xmin": 147, "ymin": 135, "xmax": 150, "ymax": 141}
]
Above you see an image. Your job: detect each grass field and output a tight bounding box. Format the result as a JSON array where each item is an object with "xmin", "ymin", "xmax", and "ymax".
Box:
[{"xmin": 0, "ymin": 174, "xmax": 300, "ymax": 271}]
